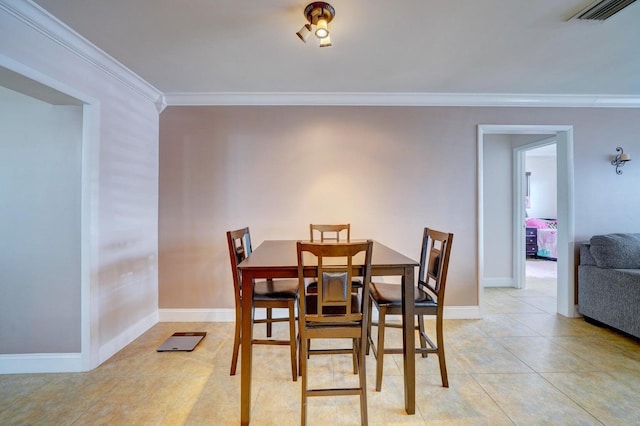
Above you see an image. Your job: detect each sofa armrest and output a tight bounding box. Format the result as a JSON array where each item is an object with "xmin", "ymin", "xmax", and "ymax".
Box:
[
  {"xmin": 578, "ymin": 265, "xmax": 640, "ymax": 338},
  {"xmin": 579, "ymin": 243, "xmax": 597, "ymax": 266}
]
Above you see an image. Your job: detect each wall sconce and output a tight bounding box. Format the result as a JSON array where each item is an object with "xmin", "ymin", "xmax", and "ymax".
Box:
[
  {"xmin": 296, "ymin": 2, "xmax": 335, "ymax": 47},
  {"xmin": 611, "ymin": 146, "xmax": 631, "ymax": 174}
]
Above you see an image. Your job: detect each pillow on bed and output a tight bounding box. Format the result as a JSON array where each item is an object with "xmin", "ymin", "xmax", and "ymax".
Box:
[
  {"xmin": 589, "ymin": 233, "xmax": 640, "ymax": 269},
  {"xmin": 525, "ymin": 218, "xmax": 549, "ymax": 229}
]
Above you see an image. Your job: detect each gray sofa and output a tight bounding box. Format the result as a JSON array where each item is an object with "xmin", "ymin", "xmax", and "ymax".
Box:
[{"xmin": 578, "ymin": 233, "xmax": 640, "ymax": 339}]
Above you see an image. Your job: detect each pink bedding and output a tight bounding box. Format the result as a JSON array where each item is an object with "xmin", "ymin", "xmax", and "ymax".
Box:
[
  {"xmin": 536, "ymin": 228, "xmax": 557, "ymax": 259},
  {"xmin": 525, "ymin": 218, "xmax": 558, "ymax": 259}
]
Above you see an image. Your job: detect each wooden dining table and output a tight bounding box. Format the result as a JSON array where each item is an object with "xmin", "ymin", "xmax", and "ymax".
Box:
[{"xmin": 237, "ymin": 239, "xmax": 419, "ymax": 425}]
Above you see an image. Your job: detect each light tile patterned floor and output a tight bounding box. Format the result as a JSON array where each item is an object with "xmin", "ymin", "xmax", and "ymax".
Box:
[{"xmin": 2, "ymin": 270, "xmax": 639, "ymax": 425}]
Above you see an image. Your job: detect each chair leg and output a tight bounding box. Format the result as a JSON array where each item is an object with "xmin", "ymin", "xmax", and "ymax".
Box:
[
  {"xmin": 288, "ymin": 301, "xmax": 298, "ymax": 381},
  {"xmin": 266, "ymin": 307, "xmax": 273, "ymax": 337},
  {"xmin": 297, "ymin": 300, "xmax": 303, "ymax": 377},
  {"xmin": 365, "ymin": 296, "xmax": 373, "ymax": 355},
  {"xmin": 298, "ymin": 335, "xmax": 303, "ymax": 377},
  {"xmin": 375, "ymin": 306, "xmax": 387, "ymax": 392},
  {"xmin": 418, "ymin": 315, "xmax": 428, "ymax": 358},
  {"xmin": 230, "ymin": 306, "xmax": 242, "ymax": 376},
  {"xmin": 300, "ymin": 335, "xmax": 309, "ymax": 426},
  {"xmin": 357, "ymin": 337, "xmax": 368, "ymax": 426},
  {"xmin": 352, "ymin": 338, "xmax": 358, "ymax": 374},
  {"xmin": 436, "ymin": 314, "xmax": 449, "ymax": 387}
]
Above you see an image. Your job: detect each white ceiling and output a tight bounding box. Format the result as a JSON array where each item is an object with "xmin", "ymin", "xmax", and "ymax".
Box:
[{"xmin": 31, "ymin": 0, "xmax": 640, "ymax": 97}]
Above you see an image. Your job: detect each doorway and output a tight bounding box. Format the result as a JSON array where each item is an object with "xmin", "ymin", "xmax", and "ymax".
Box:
[
  {"xmin": 519, "ymin": 139, "xmax": 558, "ymax": 289},
  {"xmin": 523, "ymin": 142, "xmax": 558, "ymax": 313},
  {"xmin": 477, "ymin": 125, "xmax": 576, "ymax": 318},
  {"xmin": 0, "ymin": 61, "xmax": 98, "ymax": 373}
]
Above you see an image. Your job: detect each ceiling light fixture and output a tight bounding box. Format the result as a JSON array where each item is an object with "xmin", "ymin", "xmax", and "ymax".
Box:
[{"xmin": 296, "ymin": 2, "xmax": 335, "ymax": 47}]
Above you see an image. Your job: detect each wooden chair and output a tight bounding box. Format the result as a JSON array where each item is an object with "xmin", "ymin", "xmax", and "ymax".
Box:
[
  {"xmin": 227, "ymin": 227, "xmax": 298, "ymax": 381},
  {"xmin": 366, "ymin": 228, "xmax": 453, "ymax": 391},
  {"xmin": 296, "ymin": 240, "xmax": 373, "ymax": 426},
  {"xmin": 309, "ymin": 223, "xmax": 351, "ymax": 242},
  {"xmin": 308, "ymin": 224, "xmax": 361, "ymax": 290},
  {"xmin": 307, "ymin": 224, "xmax": 362, "ymax": 361}
]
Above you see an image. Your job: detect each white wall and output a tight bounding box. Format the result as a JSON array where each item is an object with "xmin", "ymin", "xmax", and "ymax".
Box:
[
  {"xmin": 0, "ymin": 2, "xmax": 161, "ymax": 371},
  {"xmin": 0, "ymin": 86, "xmax": 82, "ymax": 353},
  {"xmin": 526, "ymin": 153, "xmax": 557, "ymax": 219}
]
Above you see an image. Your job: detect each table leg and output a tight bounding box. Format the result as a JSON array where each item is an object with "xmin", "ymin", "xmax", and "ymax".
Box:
[
  {"xmin": 241, "ymin": 270, "xmax": 254, "ymax": 425},
  {"xmin": 401, "ymin": 266, "xmax": 415, "ymax": 414}
]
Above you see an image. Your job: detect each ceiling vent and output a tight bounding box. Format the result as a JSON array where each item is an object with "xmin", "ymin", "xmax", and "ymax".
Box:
[{"xmin": 570, "ymin": 0, "xmax": 637, "ymax": 20}]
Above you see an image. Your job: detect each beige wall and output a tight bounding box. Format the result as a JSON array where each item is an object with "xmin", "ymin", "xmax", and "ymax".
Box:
[
  {"xmin": 159, "ymin": 106, "xmax": 477, "ymax": 308},
  {"xmin": 159, "ymin": 105, "xmax": 640, "ymax": 311},
  {"xmin": 483, "ymin": 134, "xmax": 513, "ymax": 281}
]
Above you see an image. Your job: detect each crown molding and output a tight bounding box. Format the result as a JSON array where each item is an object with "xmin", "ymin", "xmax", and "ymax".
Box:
[
  {"xmin": 164, "ymin": 92, "xmax": 640, "ymax": 108},
  {"xmin": 1, "ymin": 0, "xmax": 165, "ymax": 112}
]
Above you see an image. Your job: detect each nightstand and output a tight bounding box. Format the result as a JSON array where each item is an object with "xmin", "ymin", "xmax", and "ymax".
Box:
[{"xmin": 526, "ymin": 227, "xmax": 537, "ymax": 258}]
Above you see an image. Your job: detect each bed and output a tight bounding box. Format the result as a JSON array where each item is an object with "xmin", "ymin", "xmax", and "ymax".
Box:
[{"xmin": 525, "ymin": 218, "xmax": 557, "ymax": 260}]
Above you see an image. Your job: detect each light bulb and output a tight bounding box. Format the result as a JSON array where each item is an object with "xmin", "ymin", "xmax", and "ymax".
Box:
[{"xmin": 315, "ymin": 18, "xmax": 329, "ymax": 38}]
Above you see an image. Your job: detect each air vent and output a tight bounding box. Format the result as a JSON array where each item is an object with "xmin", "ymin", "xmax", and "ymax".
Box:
[{"xmin": 571, "ymin": 0, "xmax": 637, "ymax": 20}]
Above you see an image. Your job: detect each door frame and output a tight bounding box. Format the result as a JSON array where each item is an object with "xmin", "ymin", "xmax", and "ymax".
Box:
[
  {"xmin": 0, "ymin": 55, "xmax": 100, "ymax": 372},
  {"xmin": 477, "ymin": 125, "xmax": 576, "ymax": 317}
]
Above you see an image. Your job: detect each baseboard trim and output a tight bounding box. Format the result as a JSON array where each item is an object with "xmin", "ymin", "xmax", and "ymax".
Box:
[
  {"xmin": 0, "ymin": 352, "xmax": 83, "ymax": 374},
  {"xmin": 0, "ymin": 312, "xmax": 158, "ymax": 374},
  {"xmin": 159, "ymin": 308, "xmax": 235, "ymax": 322},
  {"xmin": 159, "ymin": 305, "xmax": 482, "ymax": 322},
  {"xmin": 483, "ymin": 277, "xmax": 514, "ymax": 287},
  {"xmin": 0, "ymin": 304, "xmax": 481, "ymax": 375},
  {"xmin": 98, "ymin": 310, "xmax": 159, "ymax": 366},
  {"xmin": 444, "ymin": 305, "xmax": 482, "ymax": 319}
]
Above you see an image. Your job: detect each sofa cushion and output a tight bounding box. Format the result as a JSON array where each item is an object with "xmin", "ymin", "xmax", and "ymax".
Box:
[{"xmin": 589, "ymin": 233, "xmax": 640, "ymax": 269}]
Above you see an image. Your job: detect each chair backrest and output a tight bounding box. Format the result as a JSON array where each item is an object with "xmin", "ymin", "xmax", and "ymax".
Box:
[
  {"xmin": 226, "ymin": 227, "xmax": 253, "ymax": 298},
  {"xmin": 417, "ymin": 228, "xmax": 453, "ymax": 308},
  {"xmin": 309, "ymin": 224, "xmax": 351, "ymax": 242},
  {"xmin": 297, "ymin": 240, "xmax": 372, "ymax": 324}
]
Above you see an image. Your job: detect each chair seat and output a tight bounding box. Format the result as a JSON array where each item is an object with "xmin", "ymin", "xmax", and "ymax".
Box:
[
  {"xmin": 370, "ymin": 282, "xmax": 437, "ymax": 309},
  {"xmin": 253, "ymin": 279, "xmax": 298, "ymax": 300}
]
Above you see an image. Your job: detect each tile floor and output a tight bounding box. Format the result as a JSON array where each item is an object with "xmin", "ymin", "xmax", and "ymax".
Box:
[{"xmin": 2, "ymin": 267, "xmax": 639, "ymax": 425}]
